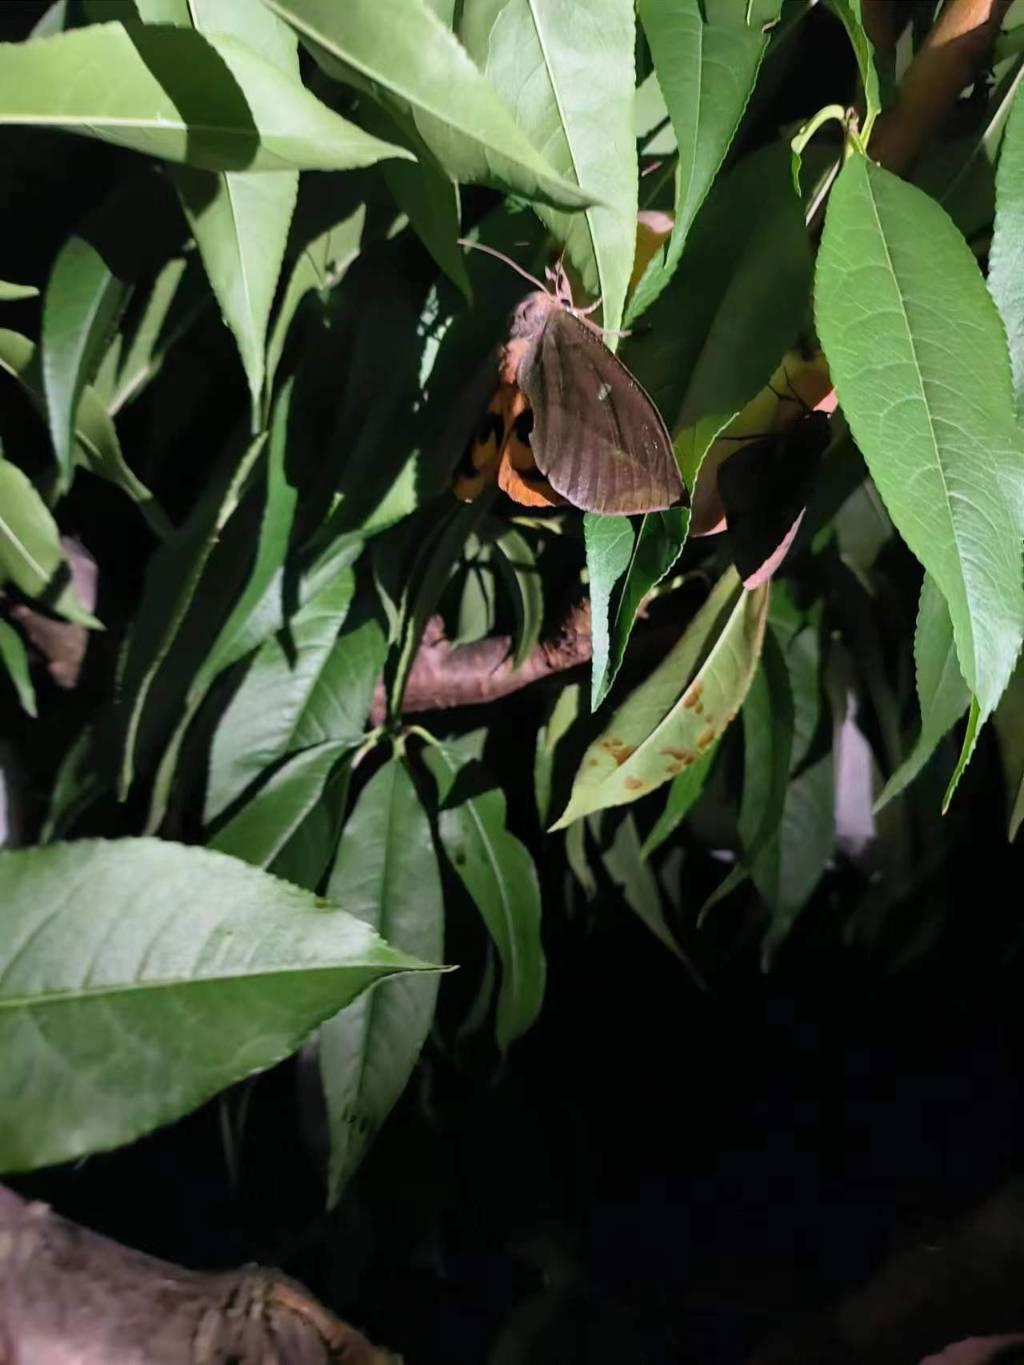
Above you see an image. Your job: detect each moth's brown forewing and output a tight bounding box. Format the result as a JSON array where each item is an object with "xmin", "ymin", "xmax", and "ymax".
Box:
[{"xmin": 518, "ymin": 307, "xmax": 683, "ymax": 516}]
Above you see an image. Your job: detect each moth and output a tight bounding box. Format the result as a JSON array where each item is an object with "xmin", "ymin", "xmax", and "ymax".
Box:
[{"xmin": 452, "ymin": 251, "xmax": 684, "ymax": 516}]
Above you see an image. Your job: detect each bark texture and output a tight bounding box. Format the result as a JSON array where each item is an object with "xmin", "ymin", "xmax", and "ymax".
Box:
[{"xmin": 0, "ymin": 1186, "xmax": 396, "ymax": 1365}]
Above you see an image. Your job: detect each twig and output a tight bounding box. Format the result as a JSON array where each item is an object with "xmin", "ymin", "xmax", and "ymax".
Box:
[
  {"xmin": 0, "ymin": 1185, "xmax": 397, "ymax": 1365},
  {"xmin": 372, "ymin": 600, "xmax": 591, "ymax": 722},
  {"xmin": 868, "ymin": 0, "xmax": 1015, "ymax": 175}
]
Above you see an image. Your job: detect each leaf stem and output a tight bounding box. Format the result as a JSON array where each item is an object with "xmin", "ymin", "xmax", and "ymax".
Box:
[{"xmin": 790, "ymin": 103, "xmax": 848, "ymax": 158}]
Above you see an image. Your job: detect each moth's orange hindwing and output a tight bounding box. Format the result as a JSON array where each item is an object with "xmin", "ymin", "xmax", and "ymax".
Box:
[{"xmin": 452, "ymin": 383, "xmax": 518, "ymax": 503}]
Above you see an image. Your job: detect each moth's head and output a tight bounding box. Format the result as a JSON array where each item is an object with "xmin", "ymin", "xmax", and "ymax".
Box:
[{"xmin": 507, "ymin": 289, "xmax": 560, "ymax": 341}]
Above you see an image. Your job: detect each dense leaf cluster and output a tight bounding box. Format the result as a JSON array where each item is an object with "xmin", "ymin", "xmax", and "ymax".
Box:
[{"xmin": 0, "ymin": 0, "xmax": 1022, "ymax": 1191}]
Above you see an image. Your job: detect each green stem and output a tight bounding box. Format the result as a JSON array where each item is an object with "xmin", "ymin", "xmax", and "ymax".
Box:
[{"xmin": 790, "ymin": 103, "xmax": 848, "ymax": 158}]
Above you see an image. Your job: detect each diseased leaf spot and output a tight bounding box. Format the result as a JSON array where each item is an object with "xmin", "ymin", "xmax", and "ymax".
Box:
[
  {"xmin": 623, "ymin": 776, "xmax": 644, "ymax": 791},
  {"xmin": 697, "ymin": 726, "xmax": 716, "ymax": 749},
  {"xmin": 683, "ymin": 680, "xmax": 704, "ymax": 709},
  {"xmin": 660, "ymin": 747, "xmax": 691, "ymax": 762},
  {"xmin": 600, "ymin": 738, "xmax": 636, "ymax": 765}
]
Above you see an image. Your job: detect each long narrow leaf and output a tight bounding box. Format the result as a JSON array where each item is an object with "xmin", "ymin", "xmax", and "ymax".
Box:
[
  {"xmin": 553, "ymin": 569, "xmax": 769, "ymax": 827},
  {"xmin": 0, "ymin": 24, "xmax": 413, "ymax": 171},
  {"xmin": 816, "ymin": 156, "xmax": 1024, "ymax": 722},
  {"xmin": 460, "ymin": 0, "xmax": 638, "ymax": 333},
  {"xmin": 320, "ymin": 760, "xmax": 444, "ymax": 1204},
  {"xmin": 264, "ymin": 0, "xmax": 596, "ymax": 210},
  {"xmin": 423, "ymin": 740, "xmax": 545, "ymax": 1050},
  {"xmin": 629, "ymin": 0, "xmax": 778, "ymax": 321}
]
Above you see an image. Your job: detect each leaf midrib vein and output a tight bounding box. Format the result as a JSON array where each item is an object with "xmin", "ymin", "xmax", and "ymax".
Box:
[
  {"xmin": 861, "ymin": 174, "xmax": 975, "ymax": 667},
  {"xmin": 525, "ymin": 0, "xmax": 600, "ymax": 290}
]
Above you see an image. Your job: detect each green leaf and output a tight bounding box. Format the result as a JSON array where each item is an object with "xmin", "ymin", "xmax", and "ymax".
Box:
[
  {"xmin": 320, "ymin": 759, "xmax": 443, "ymax": 1204},
  {"xmin": 204, "ymin": 569, "xmax": 359, "ymax": 823},
  {"xmin": 491, "ymin": 525, "xmax": 543, "ymax": 669},
  {"xmin": 144, "ymin": 382, "xmax": 303, "ymax": 830},
  {"xmin": 534, "ymin": 680, "xmax": 582, "ymax": 826},
  {"xmin": 100, "ymin": 255, "xmax": 208, "ymax": 416},
  {"xmin": 361, "ymin": 102, "xmax": 471, "ymax": 300},
  {"xmin": 816, "ymin": 156, "xmax": 1024, "ymax": 721},
  {"xmin": 553, "ymin": 568, "xmax": 769, "ymax": 827},
  {"xmin": 701, "ymin": 610, "xmax": 796, "ymax": 913},
  {"xmin": 1012, "ymin": 775, "xmax": 1024, "ymax": 841},
  {"xmin": 215, "ymin": 529, "xmax": 365, "ymax": 674},
  {"xmin": 0, "ymin": 329, "xmax": 170, "ymax": 537},
  {"xmin": 942, "ymin": 694, "xmax": 982, "ymax": 813},
  {"xmin": 41, "ymin": 728, "xmax": 103, "ymax": 844},
  {"xmin": 875, "ymin": 575, "xmax": 971, "ymax": 810},
  {"xmin": 593, "ymin": 507, "xmax": 690, "ymax": 710},
  {"xmin": 754, "ymin": 615, "xmax": 835, "ymax": 959},
  {"xmin": 0, "ymin": 836, "xmax": 439, "ymax": 1172},
  {"xmin": 602, "ymin": 812, "xmax": 695, "ymax": 972},
  {"xmin": 823, "ymin": 0, "xmax": 881, "ymax": 139},
  {"xmin": 624, "ymin": 142, "xmax": 812, "ymax": 489},
  {"xmin": 389, "ymin": 496, "xmax": 493, "ymax": 718},
  {"xmin": 117, "ymin": 434, "xmax": 268, "ymax": 795},
  {"xmin": 452, "ymin": 538, "xmax": 497, "ymax": 644},
  {"xmin": 426, "ymin": 0, "xmax": 457, "ymax": 26},
  {"xmin": 174, "ymin": 166, "xmax": 298, "ymax": 412},
  {"xmin": 584, "ymin": 512, "xmax": 636, "ymax": 710},
  {"xmin": 167, "ymin": 0, "xmax": 301, "ymax": 412},
  {"xmin": 0, "ymin": 620, "xmax": 37, "ymax": 718},
  {"xmin": 991, "ymin": 661, "xmax": 1024, "ymax": 840},
  {"xmin": 0, "ymin": 457, "xmax": 100, "ymax": 628},
  {"xmin": 180, "ymin": 379, "xmax": 300, "ymax": 678},
  {"xmin": 628, "ymin": 0, "xmax": 778, "ymax": 321},
  {"xmin": 737, "ymin": 618, "xmax": 796, "ymax": 860},
  {"xmin": 0, "ymin": 281, "xmax": 38, "ymax": 301},
  {"xmin": 699, "ymin": 608, "xmax": 802, "ymax": 917},
  {"xmin": 130, "ymin": 0, "xmax": 190, "ymax": 19},
  {"xmin": 0, "ymin": 23, "xmax": 413, "ymax": 172},
  {"xmin": 390, "ymin": 162, "xmax": 468, "ymax": 298},
  {"xmin": 460, "ymin": 0, "xmax": 637, "ymax": 333},
  {"xmin": 422, "ymin": 739, "xmax": 545, "ymax": 1050},
  {"xmin": 264, "ymin": 0, "xmax": 595, "ymax": 212},
  {"xmin": 269, "ymin": 758, "xmax": 354, "ymax": 892},
  {"xmin": 640, "ymin": 744, "xmax": 715, "ymax": 858},
  {"xmin": 565, "ymin": 815, "xmax": 598, "ymax": 899},
  {"xmin": 989, "ymin": 79, "xmax": 1024, "ymax": 422},
  {"xmin": 42, "ymin": 236, "xmax": 131, "ymax": 485},
  {"xmin": 266, "ymin": 203, "xmax": 367, "ymax": 399},
  {"xmin": 32, "ymin": 0, "xmax": 72, "ymax": 32},
  {"xmin": 211, "ymin": 739, "xmax": 356, "ymax": 869},
  {"xmin": 191, "ymin": 0, "xmax": 298, "ymax": 60}
]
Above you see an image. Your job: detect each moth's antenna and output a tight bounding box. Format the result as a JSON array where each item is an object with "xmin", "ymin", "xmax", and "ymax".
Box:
[{"xmin": 457, "ymin": 238, "xmax": 549, "ymax": 293}]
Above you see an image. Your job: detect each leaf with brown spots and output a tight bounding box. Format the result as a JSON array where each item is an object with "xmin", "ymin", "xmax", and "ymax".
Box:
[{"xmin": 551, "ymin": 568, "xmax": 769, "ymax": 828}]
